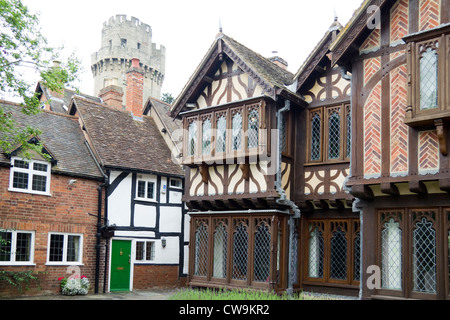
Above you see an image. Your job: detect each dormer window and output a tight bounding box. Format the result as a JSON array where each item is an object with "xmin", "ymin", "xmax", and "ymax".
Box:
[{"xmin": 9, "ymin": 157, "xmax": 51, "ymax": 196}]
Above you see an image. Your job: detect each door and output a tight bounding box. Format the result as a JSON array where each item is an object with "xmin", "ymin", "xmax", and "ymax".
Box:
[{"xmin": 110, "ymin": 240, "xmax": 132, "ymax": 291}]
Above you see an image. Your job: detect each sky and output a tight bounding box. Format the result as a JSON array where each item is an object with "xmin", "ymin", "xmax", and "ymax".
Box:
[{"xmin": 21, "ymin": 0, "xmax": 363, "ymax": 99}]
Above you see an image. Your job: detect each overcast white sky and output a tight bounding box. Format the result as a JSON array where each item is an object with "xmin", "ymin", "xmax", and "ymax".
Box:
[{"xmin": 22, "ymin": 0, "xmax": 363, "ymax": 99}]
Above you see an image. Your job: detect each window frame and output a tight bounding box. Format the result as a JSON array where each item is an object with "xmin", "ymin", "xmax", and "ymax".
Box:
[
  {"xmin": 46, "ymin": 232, "xmax": 83, "ymax": 266},
  {"xmin": 9, "ymin": 157, "xmax": 51, "ymax": 196},
  {"xmin": 135, "ymin": 240, "xmax": 155, "ymax": 263},
  {"xmin": 307, "ymin": 104, "xmax": 351, "ymax": 164},
  {"xmin": 404, "ymin": 25, "xmax": 450, "ymax": 128},
  {"xmin": 0, "ymin": 230, "xmax": 35, "ymax": 266},
  {"xmin": 135, "ymin": 175, "xmax": 157, "ymax": 202}
]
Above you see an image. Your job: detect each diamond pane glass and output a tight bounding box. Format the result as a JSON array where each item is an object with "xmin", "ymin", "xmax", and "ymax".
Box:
[
  {"xmin": 213, "ymin": 224, "xmax": 228, "ymax": 279},
  {"xmin": 413, "ymin": 217, "xmax": 437, "ymax": 293},
  {"xmin": 381, "ymin": 219, "xmax": 402, "ymax": 290},
  {"xmin": 330, "ymin": 226, "xmax": 347, "ymax": 280},
  {"xmin": 311, "ymin": 114, "xmax": 321, "ymax": 161},
  {"xmin": 420, "ymin": 47, "xmax": 438, "ymax": 110},
  {"xmin": 232, "ymin": 113, "xmax": 242, "ymax": 151},
  {"xmin": 194, "ymin": 223, "xmax": 208, "ymax": 277},
  {"xmin": 354, "ymin": 231, "xmax": 361, "ymax": 281},
  {"xmin": 248, "ymin": 109, "xmax": 259, "ymax": 149},
  {"xmin": 346, "ymin": 108, "xmax": 352, "ymax": 158},
  {"xmin": 254, "ymin": 223, "xmax": 271, "ymax": 282},
  {"xmin": 202, "ymin": 119, "xmax": 212, "ymax": 155},
  {"xmin": 328, "ymin": 112, "xmax": 341, "ymax": 160},
  {"xmin": 232, "ymin": 222, "xmax": 248, "ymax": 280},
  {"xmin": 216, "ymin": 116, "xmax": 227, "ymax": 153},
  {"xmin": 188, "ymin": 122, "xmax": 197, "ymax": 156},
  {"xmin": 281, "ymin": 113, "xmax": 288, "ymax": 153},
  {"xmin": 308, "ymin": 226, "xmax": 324, "ymax": 278}
]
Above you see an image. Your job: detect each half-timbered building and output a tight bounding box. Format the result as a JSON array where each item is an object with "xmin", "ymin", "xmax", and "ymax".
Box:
[{"xmin": 331, "ymin": 0, "xmax": 450, "ymax": 300}]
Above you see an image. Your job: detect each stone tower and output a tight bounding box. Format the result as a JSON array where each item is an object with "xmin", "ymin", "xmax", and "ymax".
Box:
[{"xmin": 91, "ymin": 15, "xmax": 165, "ymax": 106}]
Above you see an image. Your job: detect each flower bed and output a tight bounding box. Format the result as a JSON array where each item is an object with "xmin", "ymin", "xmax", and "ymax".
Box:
[{"xmin": 58, "ymin": 275, "xmax": 90, "ymax": 296}]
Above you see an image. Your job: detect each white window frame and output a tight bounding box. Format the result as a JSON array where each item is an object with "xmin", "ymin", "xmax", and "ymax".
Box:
[
  {"xmin": 46, "ymin": 232, "xmax": 83, "ymax": 266},
  {"xmin": 134, "ymin": 240, "xmax": 155, "ymax": 263},
  {"xmin": 135, "ymin": 175, "xmax": 157, "ymax": 202},
  {"xmin": 9, "ymin": 157, "xmax": 51, "ymax": 196},
  {"xmin": 0, "ymin": 230, "xmax": 35, "ymax": 266}
]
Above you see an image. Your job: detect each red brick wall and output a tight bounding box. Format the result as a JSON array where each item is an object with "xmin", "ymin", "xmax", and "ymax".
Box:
[
  {"xmin": 133, "ymin": 265, "xmax": 186, "ymax": 290},
  {"xmin": 0, "ymin": 167, "xmax": 106, "ymax": 297},
  {"xmin": 126, "ymin": 58, "xmax": 144, "ymax": 118}
]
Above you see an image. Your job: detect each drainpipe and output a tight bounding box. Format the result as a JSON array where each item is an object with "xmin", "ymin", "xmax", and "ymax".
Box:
[
  {"xmin": 84, "ymin": 141, "xmax": 109, "ymax": 294},
  {"xmin": 275, "ymin": 97, "xmax": 301, "ymax": 296},
  {"xmin": 341, "ymin": 66, "xmax": 352, "ymax": 81}
]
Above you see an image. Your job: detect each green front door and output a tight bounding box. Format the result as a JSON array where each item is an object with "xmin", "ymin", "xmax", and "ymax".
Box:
[{"xmin": 110, "ymin": 240, "xmax": 131, "ymax": 291}]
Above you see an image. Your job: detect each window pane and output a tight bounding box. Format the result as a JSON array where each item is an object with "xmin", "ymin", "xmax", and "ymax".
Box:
[
  {"xmin": 308, "ymin": 226, "xmax": 324, "ymax": 278},
  {"xmin": 328, "ymin": 111, "xmax": 341, "ymax": 160},
  {"xmin": 188, "ymin": 122, "xmax": 197, "ymax": 156},
  {"xmin": 202, "ymin": 119, "xmax": 212, "ymax": 155},
  {"xmin": 33, "ymin": 163, "xmax": 48, "ymax": 172},
  {"xmin": 136, "ymin": 242, "xmax": 144, "ymax": 261},
  {"xmin": 346, "ymin": 106, "xmax": 352, "ymax": 158},
  {"xmin": 137, "ymin": 181, "xmax": 146, "ymax": 198},
  {"xmin": 216, "ymin": 116, "xmax": 227, "ymax": 153},
  {"xmin": 311, "ymin": 114, "xmax": 321, "ymax": 161},
  {"xmin": 146, "ymin": 242, "xmax": 154, "ymax": 261},
  {"xmin": 330, "ymin": 226, "xmax": 347, "ymax": 280},
  {"xmin": 232, "ymin": 222, "xmax": 248, "ymax": 281},
  {"xmin": 420, "ymin": 47, "xmax": 438, "ymax": 110},
  {"xmin": 194, "ymin": 223, "xmax": 208, "ymax": 277},
  {"xmin": 67, "ymin": 235, "xmax": 80, "ymax": 262},
  {"xmin": 14, "ymin": 160, "xmax": 29, "ymax": 169},
  {"xmin": 32, "ymin": 175, "xmax": 47, "ymax": 192},
  {"xmin": 15, "ymin": 233, "xmax": 31, "ymax": 262},
  {"xmin": 381, "ymin": 219, "xmax": 402, "ymax": 290},
  {"xmin": 49, "ymin": 234, "xmax": 64, "ymax": 262},
  {"xmin": 147, "ymin": 182, "xmax": 154, "ymax": 199},
  {"xmin": 213, "ymin": 224, "xmax": 228, "ymax": 279},
  {"xmin": 232, "ymin": 113, "xmax": 242, "ymax": 151},
  {"xmin": 13, "ymin": 172, "xmax": 28, "ymax": 189},
  {"xmin": 281, "ymin": 113, "xmax": 288, "ymax": 153},
  {"xmin": 354, "ymin": 230, "xmax": 361, "ymax": 281},
  {"xmin": 248, "ymin": 109, "xmax": 259, "ymax": 149},
  {"xmin": 413, "ymin": 217, "xmax": 436, "ymax": 293},
  {"xmin": 0, "ymin": 232, "xmax": 12, "ymax": 262},
  {"xmin": 254, "ymin": 222, "xmax": 271, "ymax": 282}
]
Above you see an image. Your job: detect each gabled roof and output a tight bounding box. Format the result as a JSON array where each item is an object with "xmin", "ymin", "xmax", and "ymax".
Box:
[
  {"xmin": 170, "ymin": 33, "xmax": 304, "ymax": 118},
  {"xmin": 294, "ymin": 18, "xmax": 343, "ymax": 92},
  {"xmin": 36, "ymin": 82, "xmax": 102, "ymax": 114},
  {"xmin": 0, "ymin": 100, "xmax": 103, "ymax": 179},
  {"xmin": 69, "ymin": 97, "xmax": 184, "ymax": 177}
]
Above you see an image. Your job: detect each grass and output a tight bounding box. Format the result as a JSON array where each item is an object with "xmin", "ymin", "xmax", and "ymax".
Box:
[{"xmin": 169, "ymin": 288, "xmax": 348, "ymax": 301}]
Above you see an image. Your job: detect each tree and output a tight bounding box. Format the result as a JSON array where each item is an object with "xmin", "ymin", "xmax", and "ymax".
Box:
[
  {"xmin": 161, "ymin": 92, "xmax": 175, "ymax": 105},
  {"xmin": 0, "ymin": 0, "xmax": 81, "ymax": 159}
]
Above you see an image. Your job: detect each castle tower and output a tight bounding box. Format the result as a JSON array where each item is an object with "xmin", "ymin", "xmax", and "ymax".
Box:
[{"xmin": 91, "ymin": 15, "xmax": 166, "ymax": 106}]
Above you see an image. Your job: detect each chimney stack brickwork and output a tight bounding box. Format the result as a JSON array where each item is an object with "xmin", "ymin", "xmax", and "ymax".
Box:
[
  {"xmin": 126, "ymin": 58, "xmax": 144, "ymax": 117},
  {"xmin": 99, "ymin": 85, "xmax": 124, "ymax": 110}
]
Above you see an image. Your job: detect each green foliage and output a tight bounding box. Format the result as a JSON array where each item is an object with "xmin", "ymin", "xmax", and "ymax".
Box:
[
  {"xmin": 0, "ymin": 0, "xmax": 81, "ymax": 159},
  {"xmin": 169, "ymin": 288, "xmax": 345, "ymax": 301},
  {"xmin": 0, "ymin": 270, "xmax": 41, "ymax": 292},
  {"xmin": 161, "ymin": 92, "xmax": 175, "ymax": 105}
]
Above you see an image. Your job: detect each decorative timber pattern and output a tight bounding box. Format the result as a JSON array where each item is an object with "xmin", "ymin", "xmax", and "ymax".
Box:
[{"xmin": 390, "ymin": 0, "xmax": 409, "ymax": 43}]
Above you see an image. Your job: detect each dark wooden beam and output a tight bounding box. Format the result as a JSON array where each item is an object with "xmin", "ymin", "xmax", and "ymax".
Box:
[
  {"xmin": 380, "ymin": 183, "xmax": 399, "ymax": 196},
  {"xmin": 350, "ymin": 185, "xmax": 374, "ymax": 200},
  {"xmin": 409, "ymin": 180, "xmax": 428, "ymax": 195}
]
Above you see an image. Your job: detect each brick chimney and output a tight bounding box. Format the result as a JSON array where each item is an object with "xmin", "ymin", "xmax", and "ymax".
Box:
[
  {"xmin": 99, "ymin": 85, "xmax": 124, "ymax": 110},
  {"xmin": 126, "ymin": 58, "xmax": 144, "ymax": 118},
  {"xmin": 269, "ymin": 56, "xmax": 288, "ymax": 70}
]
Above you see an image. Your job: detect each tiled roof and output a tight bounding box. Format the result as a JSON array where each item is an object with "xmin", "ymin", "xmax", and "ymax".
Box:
[
  {"xmin": 145, "ymin": 97, "xmax": 183, "ymax": 145},
  {"xmin": 71, "ymin": 97, "xmax": 184, "ymax": 177},
  {"xmin": 0, "ymin": 100, "xmax": 103, "ymax": 179}
]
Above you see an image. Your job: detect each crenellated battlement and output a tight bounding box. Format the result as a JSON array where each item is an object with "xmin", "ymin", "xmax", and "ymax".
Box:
[{"xmin": 91, "ymin": 15, "xmax": 166, "ymax": 103}]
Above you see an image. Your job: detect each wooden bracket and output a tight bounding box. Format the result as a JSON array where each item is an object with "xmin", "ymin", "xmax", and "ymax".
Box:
[
  {"xmin": 409, "ymin": 180, "xmax": 428, "ymax": 195},
  {"xmin": 199, "ymin": 164, "xmax": 209, "ymax": 184},
  {"xmin": 239, "ymin": 163, "xmax": 250, "ymax": 180},
  {"xmin": 434, "ymin": 119, "xmax": 448, "ymax": 156}
]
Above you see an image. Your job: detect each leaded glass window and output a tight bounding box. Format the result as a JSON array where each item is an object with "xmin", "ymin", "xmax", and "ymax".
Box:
[
  {"xmin": 216, "ymin": 116, "xmax": 227, "ymax": 153},
  {"xmin": 381, "ymin": 219, "xmax": 402, "ymax": 290},
  {"xmin": 354, "ymin": 229, "xmax": 361, "ymax": 282},
  {"xmin": 232, "ymin": 221, "xmax": 248, "ymax": 280},
  {"xmin": 420, "ymin": 47, "xmax": 438, "ymax": 110},
  {"xmin": 328, "ymin": 111, "xmax": 341, "ymax": 160},
  {"xmin": 248, "ymin": 108, "xmax": 259, "ymax": 149},
  {"xmin": 346, "ymin": 105, "xmax": 352, "ymax": 158},
  {"xmin": 188, "ymin": 121, "xmax": 197, "ymax": 156},
  {"xmin": 311, "ymin": 113, "xmax": 321, "ymax": 161},
  {"xmin": 413, "ymin": 217, "xmax": 437, "ymax": 293},
  {"xmin": 232, "ymin": 113, "xmax": 243, "ymax": 151},
  {"xmin": 308, "ymin": 225, "xmax": 324, "ymax": 278},
  {"xmin": 330, "ymin": 224, "xmax": 347, "ymax": 280},
  {"xmin": 213, "ymin": 223, "xmax": 228, "ymax": 279},
  {"xmin": 202, "ymin": 118, "xmax": 212, "ymax": 155},
  {"xmin": 280, "ymin": 113, "xmax": 288, "ymax": 153},
  {"xmin": 194, "ymin": 222, "xmax": 208, "ymax": 277},
  {"xmin": 254, "ymin": 221, "xmax": 271, "ymax": 282}
]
